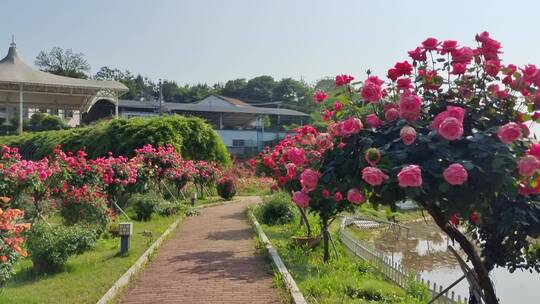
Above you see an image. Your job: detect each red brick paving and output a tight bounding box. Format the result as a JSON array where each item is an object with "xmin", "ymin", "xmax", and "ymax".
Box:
[{"xmin": 120, "ymin": 197, "xmax": 280, "ymax": 304}]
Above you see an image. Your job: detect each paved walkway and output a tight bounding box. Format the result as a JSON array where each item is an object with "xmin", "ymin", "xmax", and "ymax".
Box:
[{"xmin": 120, "ymin": 197, "xmax": 280, "ymax": 304}]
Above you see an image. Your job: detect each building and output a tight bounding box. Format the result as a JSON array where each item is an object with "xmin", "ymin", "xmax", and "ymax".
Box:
[
  {"xmin": 97, "ymin": 95, "xmax": 309, "ymax": 156},
  {"xmin": 0, "ymin": 42, "xmax": 128, "ymax": 133}
]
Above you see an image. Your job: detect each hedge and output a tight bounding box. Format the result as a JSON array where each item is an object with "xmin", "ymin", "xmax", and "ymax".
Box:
[{"xmin": 0, "ymin": 115, "xmax": 231, "ymax": 165}]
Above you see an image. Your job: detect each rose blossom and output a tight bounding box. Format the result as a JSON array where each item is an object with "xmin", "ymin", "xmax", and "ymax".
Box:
[
  {"xmin": 440, "ymin": 40, "xmax": 458, "ymax": 55},
  {"xmin": 322, "ymin": 189, "xmax": 330, "ymax": 199},
  {"xmin": 300, "ymin": 169, "xmax": 320, "ymax": 193},
  {"xmin": 314, "ymin": 91, "xmax": 328, "ymax": 103},
  {"xmin": 316, "ymin": 133, "xmax": 333, "ymax": 151},
  {"xmin": 292, "ymin": 191, "xmax": 310, "ymax": 208},
  {"xmin": 422, "ymin": 38, "xmax": 439, "ymax": 50},
  {"xmin": 362, "ymin": 167, "xmax": 388, "ymax": 186},
  {"xmin": 287, "ymin": 147, "xmax": 306, "ymax": 165},
  {"xmin": 408, "ymin": 47, "xmax": 427, "ymax": 61},
  {"xmin": 399, "ymin": 91, "xmax": 422, "ymax": 122},
  {"xmin": 385, "ymin": 108, "xmax": 399, "ymax": 122},
  {"xmin": 334, "ymin": 191, "xmax": 343, "ymax": 202},
  {"xmin": 338, "ymin": 117, "xmax": 363, "ymax": 137},
  {"xmin": 361, "ymin": 80, "xmax": 383, "ymax": 103},
  {"xmin": 443, "ymin": 163, "xmax": 468, "ymax": 186},
  {"xmin": 397, "ymin": 165, "xmax": 422, "ymax": 188},
  {"xmin": 347, "ymin": 188, "xmax": 365, "ymax": 204},
  {"xmin": 334, "ymin": 102, "xmax": 343, "ymax": 111},
  {"xmin": 396, "ymin": 77, "xmax": 412, "ymax": 90},
  {"xmin": 438, "ymin": 117, "xmax": 464, "ymax": 140},
  {"xmin": 364, "ymin": 148, "xmax": 381, "ymax": 166},
  {"xmin": 366, "ymin": 114, "xmax": 383, "ymax": 129},
  {"xmin": 285, "ymin": 163, "xmax": 296, "ymax": 178},
  {"xmin": 484, "ymin": 59, "xmax": 501, "ymax": 77},
  {"xmin": 335, "ymin": 74, "xmax": 354, "ymax": 86},
  {"xmin": 518, "ymin": 155, "xmax": 540, "ymax": 177},
  {"xmin": 451, "ymin": 63, "xmax": 467, "ymax": 75},
  {"xmin": 394, "ymin": 61, "xmax": 413, "ymax": 76},
  {"xmin": 497, "ymin": 122, "xmax": 522, "ymax": 144},
  {"xmin": 387, "ymin": 68, "xmax": 399, "ymax": 81},
  {"xmin": 400, "ymin": 126, "xmax": 416, "ymax": 145}
]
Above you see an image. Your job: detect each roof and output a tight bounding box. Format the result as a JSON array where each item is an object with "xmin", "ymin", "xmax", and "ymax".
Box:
[
  {"xmin": 0, "ymin": 45, "xmax": 128, "ymax": 91},
  {"xmin": 164, "ymin": 101, "xmax": 308, "ymax": 116},
  {"xmin": 119, "ymin": 99, "xmax": 159, "ymax": 109},
  {"xmin": 215, "ymin": 95, "xmax": 251, "ymax": 106}
]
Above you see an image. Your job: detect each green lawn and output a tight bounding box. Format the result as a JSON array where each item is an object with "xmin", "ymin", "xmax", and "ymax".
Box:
[
  {"xmin": 255, "ymin": 209, "xmax": 429, "ymax": 304},
  {"xmin": 0, "ymin": 212, "xmax": 180, "ymax": 304}
]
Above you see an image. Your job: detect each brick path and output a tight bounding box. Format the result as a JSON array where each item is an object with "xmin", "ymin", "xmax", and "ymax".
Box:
[{"xmin": 120, "ymin": 197, "xmax": 280, "ymax": 304}]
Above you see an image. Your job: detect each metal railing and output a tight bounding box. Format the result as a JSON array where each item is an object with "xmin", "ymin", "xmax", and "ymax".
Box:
[{"xmin": 339, "ymin": 217, "xmax": 468, "ymax": 304}]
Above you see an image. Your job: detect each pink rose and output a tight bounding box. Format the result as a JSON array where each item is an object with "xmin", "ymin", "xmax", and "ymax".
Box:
[
  {"xmin": 292, "ymin": 191, "xmax": 310, "ymax": 208},
  {"xmin": 399, "ymin": 91, "xmax": 422, "ymax": 122},
  {"xmin": 300, "ymin": 169, "xmax": 320, "ymax": 193},
  {"xmin": 396, "ymin": 77, "xmax": 412, "ymax": 90},
  {"xmin": 440, "ymin": 40, "xmax": 458, "ymax": 55},
  {"xmin": 347, "ymin": 188, "xmax": 365, "ymax": 204},
  {"xmin": 361, "ymin": 81, "xmax": 383, "ymax": 103},
  {"xmin": 362, "ymin": 167, "xmax": 388, "ymax": 186},
  {"xmin": 364, "ymin": 148, "xmax": 381, "ymax": 166},
  {"xmin": 287, "ymin": 148, "xmax": 306, "ymax": 165},
  {"xmin": 422, "ymin": 37, "xmax": 439, "ymax": 50},
  {"xmin": 394, "ymin": 61, "xmax": 413, "ymax": 76},
  {"xmin": 366, "ymin": 114, "xmax": 383, "ymax": 129},
  {"xmin": 408, "ymin": 47, "xmax": 427, "ymax": 61},
  {"xmin": 451, "ymin": 63, "xmax": 467, "ymax": 75},
  {"xmin": 334, "ymin": 102, "xmax": 343, "ymax": 111},
  {"xmin": 443, "ymin": 163, "xmax": 468, "ymax": 186},
  {"xmin": 316, "ymin": 133, "xmax": 333, "ymax": 151},
  {"xmin": 432, "ymin": 106, "xmax": 465, "ymax": 130},
  {"xmin": 285, "ymin": 163, "xmax": 296, "ymax": 178},
  {"xmin": 314, "ymin": 91, "xmax": 328, "ymax": 103},
  {"xmin": 322, "ymin": 189, "xmax": 330, "ymax": 199},
  {"xmin": 335, "ymin": 74, "xmax": 355, "ymax": 86},
  {"xmin": 338, "ymin": 117, "xmax": 363, "ymax": 137},
  {"xmin": 484, "ymin": 59, "xmax": 501, "ymax": 77},
  {"xmin": 518, "ymin": 155, "xmax": 540, "ymax": 177},
  {"xmin": 400, "ymin": 126, "xmax": 416, "ymax": 145},
  {"xmin": 397, "ymin": 165, "xmax": 422, "ymax": 188},
  {"xmin": 334, "ymin": 191, "xmax": 343, "ymax": 202},
  {"xmin": 497, "ymin": 122, "xmax": 522, "ymax": 144},
  {"xmin": 385, "ymin": 108, "xmax": 399, "ymax": 122},
  {"xmin": 438, "ymin": 117, "xmax": 464, "ymax": 140}
]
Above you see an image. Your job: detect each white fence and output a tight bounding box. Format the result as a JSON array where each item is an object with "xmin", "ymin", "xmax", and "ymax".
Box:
[{"xmin": 339, "ymin": 217, "xmax": 468, "ymax": 304}]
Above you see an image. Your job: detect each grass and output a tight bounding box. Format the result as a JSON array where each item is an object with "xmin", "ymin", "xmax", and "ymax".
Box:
[
  {"xmin": 0, "ymin": 209, "xmax": 180, "ymax": 304},
  {"xmin": 254, "ymin": 204, "xmax": 428, "ymax": 304}
]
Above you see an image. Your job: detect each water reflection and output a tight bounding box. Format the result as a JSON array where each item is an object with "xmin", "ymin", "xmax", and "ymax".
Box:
[{"xmin": 359, "ymin": 219, "xmax": 539, "ymax": 303}]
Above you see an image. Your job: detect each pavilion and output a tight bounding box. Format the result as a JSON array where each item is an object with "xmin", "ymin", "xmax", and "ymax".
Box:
[{"xmin": 0, "ymin": 41, "xmax": 128, "ymax": 133}]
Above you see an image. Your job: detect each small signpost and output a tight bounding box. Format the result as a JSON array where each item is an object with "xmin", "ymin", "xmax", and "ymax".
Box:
[{"xmin": 119, "ymin": 222, "xmax": 133, "ymax": 256}]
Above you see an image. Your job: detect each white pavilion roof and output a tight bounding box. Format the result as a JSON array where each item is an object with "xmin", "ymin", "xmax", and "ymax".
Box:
[{"xmin": 0, "ymin": 44, "xmax": 128, "ymax": 111}]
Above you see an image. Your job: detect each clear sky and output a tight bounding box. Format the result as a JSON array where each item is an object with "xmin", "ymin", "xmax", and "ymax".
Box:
[{"xmin": 1, "ymin": 0, "xmax": 539, "ymax": 85}]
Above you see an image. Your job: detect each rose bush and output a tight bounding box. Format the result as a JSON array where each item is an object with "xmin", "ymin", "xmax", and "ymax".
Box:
[{"xmin": 257, "ymin": 32, "xmax": 540, "ymax": 303}]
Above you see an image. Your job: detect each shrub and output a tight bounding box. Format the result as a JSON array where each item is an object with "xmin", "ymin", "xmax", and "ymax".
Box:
[
  {"xmin": 129, "ymin": 192, "xmax": 169, "ymax": 221},
  {"xmin": 26, "ymin": 221, "xmax": 98, "ymax": 273},
  {"xmin": 258, "ymin": 192, "xmax": 296, "ymax": 225},
  {"xmin": 59, "ymin": 186, "xmax": 110, "ymax": 233},
  {"xmin": 0, "ymin": 115, "xmax": 230, "ymax": 165},
  {"xmin": 0, "ymin": 208, "xmax": 31, "ymax": 286},
  {"xmin": 216, "ymin": 176, "xmax": 237, "ymax": 200}
]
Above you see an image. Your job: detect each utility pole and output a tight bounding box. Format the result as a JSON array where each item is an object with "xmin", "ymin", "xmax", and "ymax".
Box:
[{"xmin": 158, "ymin": 79, "xmax": 163, "ymax": 115}]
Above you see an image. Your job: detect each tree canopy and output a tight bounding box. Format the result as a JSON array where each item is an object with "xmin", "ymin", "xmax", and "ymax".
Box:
[{"xmin": 35, "ymin": 47, "xmax": 90, "ymax": 79}]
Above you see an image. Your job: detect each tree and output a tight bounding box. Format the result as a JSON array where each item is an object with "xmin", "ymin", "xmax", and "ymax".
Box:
[
  {"xmin": 314, "ymin": 77, "xmax": 335, "ymax": 93},
  {"xmin": 257, "ymin": 32, "xmax": 540, "ymax": 304},
  {"xmin": 35, "ymin": 47, "xmax": 90, "ymax": 79},
  {"xmin": 222, "ymin": 78, "xmax": 247, "ymax": 98},
  {"xmin": 273, "ymin": 78, "xmax": 313, "ymax": 111},
  {"xmin": 242, "ymin": 75, "xmax": 276, "ymax": 102},
  {"xmin": 94, "ymin": 66, "xmax": 139, "ymax": 100}
]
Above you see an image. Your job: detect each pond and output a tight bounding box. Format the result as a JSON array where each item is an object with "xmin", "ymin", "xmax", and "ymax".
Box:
[{"xmin": 362, "ymin": 219, "xmax": 539, "ymax": 303}]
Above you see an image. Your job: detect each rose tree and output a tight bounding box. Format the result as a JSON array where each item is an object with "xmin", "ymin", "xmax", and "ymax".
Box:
[{"xmin": 305, "ymin": 32, "xmax": 540, "ymax": 303}]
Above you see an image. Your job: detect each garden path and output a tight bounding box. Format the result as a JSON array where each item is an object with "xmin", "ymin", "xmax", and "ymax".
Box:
[{"xmin": 120, "ymin": 196, "xmax": 280, "ymax": 304}]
